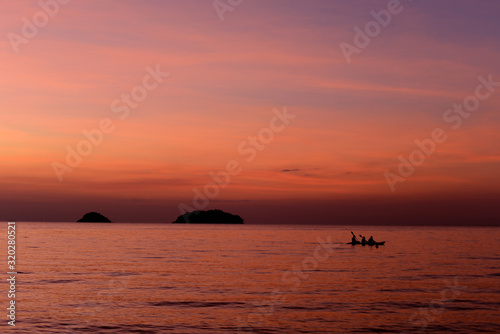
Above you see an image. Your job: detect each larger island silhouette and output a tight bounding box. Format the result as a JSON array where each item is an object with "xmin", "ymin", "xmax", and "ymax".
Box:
[{"xmin": 172, "ymin": 209, "xmax": 244, "ymax": 224}]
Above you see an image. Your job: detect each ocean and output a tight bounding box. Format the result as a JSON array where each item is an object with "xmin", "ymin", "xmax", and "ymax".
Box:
[{"xmin": 4, "ymin": 223, "xmax": 499, "ymax": 333}]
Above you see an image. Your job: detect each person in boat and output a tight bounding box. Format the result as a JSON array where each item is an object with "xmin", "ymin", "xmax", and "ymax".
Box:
[
  {"xmin": 368, "ymin": 236, "xmax": 375, "ymax": 245},
  {"xmin": 360, "ymin": 235, "xmax": 366, "ymax": 245},
  {"xmin": 350, "ymin": 231, "xmax": 358, "ymax": 244}
]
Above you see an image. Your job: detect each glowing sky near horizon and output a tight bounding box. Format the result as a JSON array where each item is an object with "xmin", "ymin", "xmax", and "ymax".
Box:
[{"xmin": 1, "ymin": 0, "xmax": 499, "ymax": 223}]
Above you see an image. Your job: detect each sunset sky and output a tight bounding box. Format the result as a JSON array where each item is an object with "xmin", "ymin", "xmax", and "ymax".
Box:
[{"xmin": 1, "ymin": 0, "xmax": 499, "ymax": 224}]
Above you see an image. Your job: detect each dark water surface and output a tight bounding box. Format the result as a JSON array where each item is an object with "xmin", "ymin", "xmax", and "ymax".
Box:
[{"xmin": 4, "ymin": 223, "xmax": 500, "ymax": 333}]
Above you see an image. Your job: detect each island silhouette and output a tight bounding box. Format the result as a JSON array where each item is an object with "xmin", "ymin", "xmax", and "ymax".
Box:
[
  {"xmin": 172, "ymin": 209, "xmax": 244, "ymax": 224},
  {"xmin": 77, "ymin": 212, "xmax": 112, "ymax": 223}
]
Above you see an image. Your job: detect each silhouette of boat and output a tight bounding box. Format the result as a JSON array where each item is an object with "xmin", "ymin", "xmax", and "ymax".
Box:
[{"xmin": 347, "ymin": 241, "xmax": 385, "ymax": 246}]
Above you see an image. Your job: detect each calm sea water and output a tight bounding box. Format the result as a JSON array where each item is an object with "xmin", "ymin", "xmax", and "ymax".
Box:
[{"xmin": 3, "ymin": 223, "xmax": 500, "ymax": 333}]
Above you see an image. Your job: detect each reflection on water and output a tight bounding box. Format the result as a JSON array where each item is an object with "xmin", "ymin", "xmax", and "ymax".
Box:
[{"xmin": 5, "ymin": 223, "xmax": 500, "ymax": 333}]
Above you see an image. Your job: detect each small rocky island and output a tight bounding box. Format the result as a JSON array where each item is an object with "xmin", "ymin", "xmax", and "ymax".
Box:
[
  {"xmin": 77, "ymin": 212, "xmax": 112, "ymax": 223},
  {"xmin": 172, "ymin": 209, "xmax": 244, "ymax": 224}
]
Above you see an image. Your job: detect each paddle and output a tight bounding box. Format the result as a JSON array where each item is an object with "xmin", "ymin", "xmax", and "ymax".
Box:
[{"xmin": 350, "ymin": 231, "xmax": 358, "ymax": 244}]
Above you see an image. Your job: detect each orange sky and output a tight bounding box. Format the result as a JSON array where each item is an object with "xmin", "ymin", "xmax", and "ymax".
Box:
[{"xmin": 1, "ymin": 1, "xmax": 499, "ymax": 224}]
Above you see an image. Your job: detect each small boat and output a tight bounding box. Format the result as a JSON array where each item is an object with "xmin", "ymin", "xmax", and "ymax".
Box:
[{"xmin": 347, "ymin": 241, "xmax": 385, "ymax": 246}]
